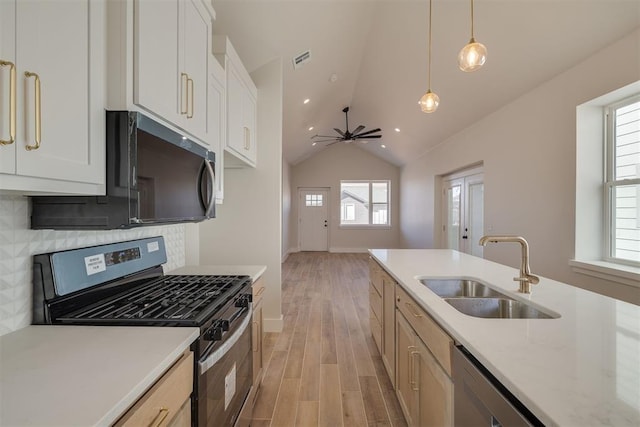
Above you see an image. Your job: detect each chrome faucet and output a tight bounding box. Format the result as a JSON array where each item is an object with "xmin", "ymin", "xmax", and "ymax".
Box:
[{"xmin": 479, "ymin": 235, "xmax": 540, "ymax": 293}]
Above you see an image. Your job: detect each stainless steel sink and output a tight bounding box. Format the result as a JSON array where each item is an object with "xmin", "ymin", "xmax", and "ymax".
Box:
[
  {"xmin": 420, "ymin": 278, "xmax": 505, "ymax": 298},
  {"xmin": 419, "ymin": 277, "xmax": 559, "ymax": 319},
  {"xmin": 443, "ymin": 297, "xmax": 558, "ymax": 319}
]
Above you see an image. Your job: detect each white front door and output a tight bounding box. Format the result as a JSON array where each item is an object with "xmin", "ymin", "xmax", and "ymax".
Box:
[
  {"xmin": 442, "ymin": 170, "xmax": 484, "ymax": 256},
  {"xmin": 298, "ymin": 188, "xmax": 329, "ymax": 251}
]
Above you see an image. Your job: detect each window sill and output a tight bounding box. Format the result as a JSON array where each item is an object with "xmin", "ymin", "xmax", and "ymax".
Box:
[{"xmin": 569, "ymin": 259, "xmax": 640, "ymax": 289}]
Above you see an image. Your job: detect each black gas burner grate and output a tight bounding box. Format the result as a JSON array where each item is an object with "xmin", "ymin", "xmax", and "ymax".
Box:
[{"xmin": 59, "ymin": 275, "xmax": 250, "ymax": 325}]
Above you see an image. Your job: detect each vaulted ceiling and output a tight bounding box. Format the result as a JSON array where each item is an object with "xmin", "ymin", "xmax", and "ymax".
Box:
[{"xmin": 211, "ymin": 0, "xmax": 640, "ymax": 167}]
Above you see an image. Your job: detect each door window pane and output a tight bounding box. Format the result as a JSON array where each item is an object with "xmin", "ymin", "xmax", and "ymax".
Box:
[{"xmin": 305, "ymin": 194, "xmax": 324, "ymax": 207}]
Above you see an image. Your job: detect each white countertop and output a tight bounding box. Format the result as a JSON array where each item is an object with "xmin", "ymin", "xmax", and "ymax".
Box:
[
  {"xmin": 168, "ymin": 265, "xmax": 266, "ymax": 282},
  {"xmin": 369, "ymin": 249, "xmax": 640, "ymax": 427},
  {"xmin": 0, "ymin": 325, "xmax": 199, "ymax": 426}
]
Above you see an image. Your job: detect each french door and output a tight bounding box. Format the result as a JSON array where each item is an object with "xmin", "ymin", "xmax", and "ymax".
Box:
[{"xmin": 442, "ymin": 170, "xmax": 484, "ymax": 256}]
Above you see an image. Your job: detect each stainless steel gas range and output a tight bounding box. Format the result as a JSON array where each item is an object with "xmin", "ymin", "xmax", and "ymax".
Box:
[{"xmin": 32, "ymin": 236, "xmax": 253, "ymax": 426}]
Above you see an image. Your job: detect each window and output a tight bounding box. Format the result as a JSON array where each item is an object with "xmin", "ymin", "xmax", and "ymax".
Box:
[
  {"xmin": 340, "ymin": 180, "xmax": 390, "ymax": 226},
  {"xmin": 605, "ymin": 96, "xmax": 640, "ymax": 266},
  {"xmin": 305, "ymin": 194, "xmax": 323, "ymax": 207}
]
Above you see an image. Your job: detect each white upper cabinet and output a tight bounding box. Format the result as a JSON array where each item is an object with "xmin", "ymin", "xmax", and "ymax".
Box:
[
  {"xmin": 0, "ymin": 0, "xmax": 105, "ymax": 194},
  {"xmin": 111, "ymin": 0, "xmax": 214, "ymax": 146},
  {"xmin": 213, "ymin": 36, "xmax": 258, "ymax": 168},
  {"xmin": 208, "ymin": 54, "xmax": 226, "ymax": 203}
]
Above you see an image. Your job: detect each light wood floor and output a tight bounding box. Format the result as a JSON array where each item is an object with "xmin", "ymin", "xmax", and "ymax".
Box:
[{"xmin": 252, "ymin": 252, "xmax": 407, "ymax": 427}]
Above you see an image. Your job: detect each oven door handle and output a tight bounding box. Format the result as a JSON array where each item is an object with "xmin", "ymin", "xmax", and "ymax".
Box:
[{"xmin": 198, "ymin": 305, "xmax": 252, "ymax": 375}]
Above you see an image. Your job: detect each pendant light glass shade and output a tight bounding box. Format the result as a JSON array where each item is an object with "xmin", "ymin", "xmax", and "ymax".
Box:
[
  {"xmin": 458, "ymin": 0, "xmax": 486, "ymax": 72},
  {"xmin": 419, "ymin": 0, "xmax": 438, "ymax": 113},
  {"xmin": 419, "ymin": 90, "xmax": 440, "ymax": 113},
  {"xmin": 458, "ymin": 38, "xmax": 487, "ymax": 72}
]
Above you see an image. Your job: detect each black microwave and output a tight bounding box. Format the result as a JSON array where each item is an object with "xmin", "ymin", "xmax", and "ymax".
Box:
[{"xmin": 31, "ymin": 111, "xmax": 215, "ymax": 229}]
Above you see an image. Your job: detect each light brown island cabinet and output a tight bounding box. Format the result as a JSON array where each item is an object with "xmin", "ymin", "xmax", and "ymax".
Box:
[
  {"xmin": 395, "ymin": 284, "xmax": 454, "ymax": 427},
  {"xmin": 369, "ymin": 258, "xmax": 383, "ymax": 352},
  {"xmin": 114, "ymin": 351, "xmax": 194, "ymax": 427},
  {"xmin": 252, "ymin": 276, "xmax": 266, "ymax": 390},
  {"xmin": 369, "ymin": 258, "xmax": 396, "ymax": 387}
]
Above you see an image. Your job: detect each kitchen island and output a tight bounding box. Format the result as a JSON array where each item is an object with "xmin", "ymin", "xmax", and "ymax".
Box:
[{"xmin": 370, "ymin": 249, "xmax": 639, "ymax": 426}]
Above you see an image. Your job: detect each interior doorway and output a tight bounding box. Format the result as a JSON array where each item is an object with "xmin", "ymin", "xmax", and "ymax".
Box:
[
  {"xmin": 441, "ymin": 167, "xmax": 484, "ymax": 257},
  {"xmin": 298, "ymin": 188, "xmax": 329, "ymax": 251}
]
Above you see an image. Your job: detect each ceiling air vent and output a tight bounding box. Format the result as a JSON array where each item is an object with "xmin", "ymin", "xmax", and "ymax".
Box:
[{"xmin": 292, "ymin": 50, "xmax": 312, "ymax": 70}]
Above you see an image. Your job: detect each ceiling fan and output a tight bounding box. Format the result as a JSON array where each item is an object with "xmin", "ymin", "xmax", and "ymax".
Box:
[{"xmin": 312, "ymin": 107, "xmax": 382, "ymax": 145}]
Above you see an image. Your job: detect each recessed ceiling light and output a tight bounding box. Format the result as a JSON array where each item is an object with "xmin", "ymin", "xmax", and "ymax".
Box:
[
  {"xmin": 303, "ymin": 99, "xmax": 310, "ymax": 104},
  {"xmin": 181, "ymin": 136, "xmax": 188, "ymax": 140},
  {"xmin": 312, "ymin": 142, "xmax": 317, "ymax": 146},
  {"xmin": 394, "ymin": 128, "xmax": 400, "ymax": 132},
  {"xmin": 308, "ymin": 126, "xmax": 314, "ymax": 131},
  {"xmin": 329, "ymin": 73, "xmax": 338, "ymax": 83},
  {"xmin": 381, "ymin": 144, "xmax": 386, "ymax": 148}
]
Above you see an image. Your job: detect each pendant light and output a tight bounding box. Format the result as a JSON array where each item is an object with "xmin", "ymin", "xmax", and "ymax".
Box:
[
  {"xmin": 419, "ymin": 0, "xmax": 439, "ymax": 113},
  {"xmin": 458, "ymin": 0, "xmax": 487, "ymax": 72}
]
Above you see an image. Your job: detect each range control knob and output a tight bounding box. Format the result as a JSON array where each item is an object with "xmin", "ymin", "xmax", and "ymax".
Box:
[
  {"xmin": 235, "ymin": 294, "xmax": 251, "ymax": 308},
  {"xmin": 204, "ymin": 321, "xmax": 224, "ymax": 342}
]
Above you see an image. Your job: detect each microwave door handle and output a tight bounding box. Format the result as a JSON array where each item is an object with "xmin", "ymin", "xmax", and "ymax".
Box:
[{"xmin": 204, "ymin": 159, "xmax": 215, "ymax": 217}]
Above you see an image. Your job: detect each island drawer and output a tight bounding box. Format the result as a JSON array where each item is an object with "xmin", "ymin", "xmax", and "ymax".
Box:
[
  {"xmin": 396, "ymin": 285, "xmax": 453, "ymax": 376},
  {"xmin": 115, "ymin": 351, "xmax": 193, "ymax": 427}
]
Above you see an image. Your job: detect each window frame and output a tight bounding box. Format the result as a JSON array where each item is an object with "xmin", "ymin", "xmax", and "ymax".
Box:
[
  {"xmin": 339, "ymin": 180, "xmax": 391, "ymax": 228},
  {"xmin": 603, "ymin": 95, "xmax": 640, "ymax": 268}
]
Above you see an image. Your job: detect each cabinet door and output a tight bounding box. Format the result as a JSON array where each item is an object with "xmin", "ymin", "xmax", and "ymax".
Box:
[
  {"xmin": 0, "ymin": 0, "xmax": 16, "ymax": 175},
  {"xmin": 180, "ymin": 0, "xmax": 209, "ymax": 142},
  {"xmin": 382, "ymin": 276, "xmax": 395, "ymax": 386},
  {"xmin": 134, "ymin": 0, "xmax": 180, "ymax": 124},
  {"xmin": 14, "ymin": 0, "xmax": 103, "ymax": 184},
  {"xmin": 208, "ymin": 56, "xmax": 225, "ymax": 203},
  {"xmin": 226, "ymin": 61, "xmax": 245, "ymax": 156},
  {"xmin": 241, "ymin": 89, "xmax": 257, "ymax": 162},
  {"xmin": 396, "ymin": 312, "xmax": 417, "ymax": 426},
  {"xmin": 252, "ymin": 300, "xmax": 264, "ymax": 387},
  {"xmin": 416, "ymin": 339, "xmax": 454, "ymax": 427}
]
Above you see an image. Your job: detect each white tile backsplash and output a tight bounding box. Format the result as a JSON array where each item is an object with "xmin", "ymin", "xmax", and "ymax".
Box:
[{"xmin": 0, "ymin": 195, "xmax": 187, "ymax": 336}]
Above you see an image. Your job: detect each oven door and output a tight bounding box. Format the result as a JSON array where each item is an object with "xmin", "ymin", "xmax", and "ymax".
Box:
[{"xmin": 197, "ymin": 306, "xmax": 253, "ymax": 427}]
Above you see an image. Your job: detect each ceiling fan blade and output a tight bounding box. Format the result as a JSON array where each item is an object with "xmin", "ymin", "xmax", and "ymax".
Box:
[
  {"xmin": 313, "ymin": 138, "xmax": 342, "ymax": 142},
  {"xmin": 351, "ymin": 125, "xmax": 365, "ymax": 135},
  {"xmin": 354, "ymin": 128, "xmax": 381, "ymax": 137},
  {"xmin": 333, "ymin": 128, "xmax": 346, "ymax": 137},
  {"xmin": 354, "ymin": 134, "xmax": 382, "ymax": 139},
  {"xmin": 313, "ymin": 134, "xmax": 341, "ymax": 139},
  {"xmin": 327, "ymin": 141, "xmax": 341, "ymax": 146}
]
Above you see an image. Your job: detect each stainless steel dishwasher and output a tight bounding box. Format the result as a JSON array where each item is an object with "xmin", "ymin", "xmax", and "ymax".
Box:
[{"xmin": 453, "ymin": 346, "xmax": 544, "ymax": 427}]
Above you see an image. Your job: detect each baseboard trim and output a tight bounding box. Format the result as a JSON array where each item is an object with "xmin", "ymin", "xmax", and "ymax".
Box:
[
  {"xmin": 264, "ymin": 315, "xmax": 284, "ymax": 333},
  {"xmin": 329, "ymin": 247, "xmax": 369, "ymax": 253}
]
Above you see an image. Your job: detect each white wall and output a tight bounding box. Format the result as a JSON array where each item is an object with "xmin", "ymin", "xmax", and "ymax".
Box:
[
  {"xmin": 290, "ymin": 143, "xmax": 401, "ymax": 252},
  {"xmin": 400, "ymin": 29, "xmax": 640, "ymax": 304},
  {"xmin": 0, "ymin": 195, "xmax": 187, "ymax": 337},
  {"xmin": 198, "ymin": 58, "xmax": 283, "ymax": 332},
  {"xmin": 282, "ymin": 160, "xmax": 292, "ymax": 262}
]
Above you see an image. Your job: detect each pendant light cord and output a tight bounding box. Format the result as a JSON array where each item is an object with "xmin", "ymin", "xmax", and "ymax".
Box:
[
  {"xmin": 470, "ymin": 0, "xmax": 475, "ymax": 39},
  {"xmin": 428, "ymin": 0, "xmax": 432, "ymax": 90}
]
